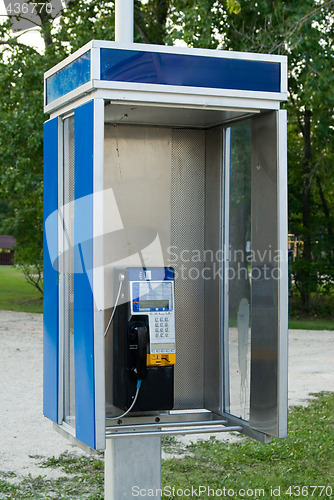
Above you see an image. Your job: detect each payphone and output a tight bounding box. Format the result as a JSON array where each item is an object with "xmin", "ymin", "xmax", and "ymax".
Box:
[{"xmin": 113, "ymin": 267, "xmax": 175, "ymax": 413}]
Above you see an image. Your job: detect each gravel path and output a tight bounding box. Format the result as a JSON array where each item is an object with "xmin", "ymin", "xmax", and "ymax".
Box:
[
  {"xmin": 0, "ymin": 310, "xmax": 333, "ymax": 482},
  {"xmin": 0, "ymin": 311, "xmax": 85, "ymax": 482}
]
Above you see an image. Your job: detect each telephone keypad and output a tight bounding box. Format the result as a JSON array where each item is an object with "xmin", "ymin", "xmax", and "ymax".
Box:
[
  {"xmin": 150, "ymin": 312, "xmax": 175, "ymax": 349},
  {"xmin": 154, "ymin": 314, "xmax": 171, "ymax": 338}
]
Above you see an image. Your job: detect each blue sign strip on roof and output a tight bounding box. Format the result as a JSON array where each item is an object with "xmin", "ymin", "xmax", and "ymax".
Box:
[
  {"xmin": 100, "ymin": 48, "xmax": 281, "ymax": 93},
  {"xmin": 46, "ymin": 51, "xmax": 91, "ymax": 105}
]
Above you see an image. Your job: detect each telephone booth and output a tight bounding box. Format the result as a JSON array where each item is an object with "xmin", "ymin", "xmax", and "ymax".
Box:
[{"xmin": 43, "ymin": 40, "xmax": 288, "ymax": 453}]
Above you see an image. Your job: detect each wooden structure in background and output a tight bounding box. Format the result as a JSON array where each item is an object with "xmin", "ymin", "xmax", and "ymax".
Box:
[{"xmin": 0, "ymin": 235, "xmax": 16, "ymax": 265}]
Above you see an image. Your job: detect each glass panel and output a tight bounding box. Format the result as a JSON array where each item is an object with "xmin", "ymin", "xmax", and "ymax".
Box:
[
  {"xmin": 225, "ymin": 122, "xmax": 252, "ymax": 420},
  {"xmin": 62, "ymin": 116, "xmax": 75, "ymax": 427},
  {"xmin": 250, "ymin": 111, "xmax": 281, "ymax": 436}
]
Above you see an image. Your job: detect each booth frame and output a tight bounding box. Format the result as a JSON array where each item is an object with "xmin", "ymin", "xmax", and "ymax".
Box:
[{"xmin": 44, "ymin": 40, "xmax": 288, "ymax": 452}]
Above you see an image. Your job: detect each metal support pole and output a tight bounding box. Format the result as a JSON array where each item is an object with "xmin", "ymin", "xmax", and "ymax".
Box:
[
  {"xmin": 115, "ymin": 0, "xmax": 134, "ymax": 43},
  {"xmin": 106, "ymin": 6, "xmax": 162, "ymax": 500},
  {"xmin": 105, "ymin": 436, "xmax": 162, "ymax": 499}
]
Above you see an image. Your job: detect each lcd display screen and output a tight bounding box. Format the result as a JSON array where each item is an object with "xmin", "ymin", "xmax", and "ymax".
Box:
[
  {"xmin": 140, "ymin": 299, "xmax": 169, "ymax": 309},
  {"xmin": 132, "ymin": 281, "xmax": 173, "ymax": 312}
]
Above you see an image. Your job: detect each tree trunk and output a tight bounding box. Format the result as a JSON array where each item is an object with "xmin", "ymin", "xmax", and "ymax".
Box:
[
  {"xmin": 37, "ymin": 5, "xmax": 55, "ymax": 48},
  {"xmin": 316, "ymin": 175, "xmax": 334, "ymax": 260},
  {"xmin": 134, "ymin": 0, "xmax": 169, "ymax": 44},
  {"xmin": 301, "ymin": 109, "xmax": 313, "ymax": 310}
]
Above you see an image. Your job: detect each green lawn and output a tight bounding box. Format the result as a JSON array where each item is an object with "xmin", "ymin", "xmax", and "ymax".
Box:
[
  {"xmin": 0, "ymin": 265, "xmax": 43, "ymax": 313},
  {"xmin": 288, "ymin": 318, "xmax": 334, "ymax": 330},
  {"xmin": 0, "ymin": 393, "xmax": 333, "ymax": 499},
  {"xmin": 162, "ymin": 392, "xmax": 334, "ymax": 499}
]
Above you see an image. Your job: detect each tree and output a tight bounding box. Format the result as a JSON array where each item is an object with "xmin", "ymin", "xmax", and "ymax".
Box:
[
  {"xmin": 1, "ymin": 0, "xmax": 334, "ymax": 311},
  {"xmin": 0, "ymin": 1, "xmax": 173, "ymax": 294},
  {"xmin": 227, "ymin": 1, "xmax": 334, "ymax": 311},
  {"xmin": 286, "ymin": 4, "xmax": 334, "ymax": 309},
  {"xmin": 0, "ymin": 0, "xmax": 69, "ymax": 292},
  {"xmin": 0, "ymin": 21, "xmax": 45, "ymax": 293},
  {"xmin": 170, "ymin": 0, "xmax": 334, "ymax": 311}
]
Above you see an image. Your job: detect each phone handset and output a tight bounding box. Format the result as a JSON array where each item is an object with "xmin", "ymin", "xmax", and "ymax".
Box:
[
  {"xmin": 130, "ymin": 325, "xmax": 148, "ymax": 380},
  {"xmin": 110, "ymin": 324, "xmax": 147, "ymax": 421}
]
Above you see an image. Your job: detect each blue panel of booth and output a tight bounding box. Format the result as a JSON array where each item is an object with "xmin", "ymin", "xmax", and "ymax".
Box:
[
  {"xmin": 73, "ymin": 101, "xmax": 95, "ymax": 449},
  {"xmin": 100, "ymin": 48, "xmax": 281, "ymax": 93},
  {"xmin": 46, "ymin": 51, "xmax": 91, "ymax": 105},
  {"xmin": 43, "ymin": 117, "xmax": 59, "ymax": 423}
]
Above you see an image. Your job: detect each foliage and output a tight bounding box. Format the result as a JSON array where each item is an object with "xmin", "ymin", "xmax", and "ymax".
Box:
[
  {"xmin": 164, "ymin": 1, "xmax": 334, "ymax": 312},
  {"xmin": 0, "ymin": 1, "xmax": 172, "ymax": 294},
  {"xmin": 0, "ymin": 26, "xmax": 45, "ymax": 293},
  {"xmin": 290, "ymin": 293, "xmax": 334, "ymax": 321},
  {"xmin": 285, "ymin": 2, "xmax": 334, "ymax": 309},
  {"xmin": 55, "ymin": 0, "xmax": 115, "ymax": 51},
  {"xmin": 0, "ymin": 393, "xmax": 333, "ymax": 498},
  {"xmin": 1, "ymin": 1, "xmax": 334, "ymax": 310},
  {"xmin": 227, "ymin": 2, "xmax": 334, "ymax": 311}
]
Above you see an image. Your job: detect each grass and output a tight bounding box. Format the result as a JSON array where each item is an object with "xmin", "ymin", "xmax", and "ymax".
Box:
[
  {"xmin": 0, "ymin": 266, "xmax": 43, "ymax": 314},
  {"xmin": 288, "ymin": 318, "xmax": 334, "ymax": 330},
  {"xmin": 161, "ymin": 392, "xmax": 334, "ymax": 498},
  {"xmin": 0, "ymin": 393, "xmax": 333, "ymax": 499}
]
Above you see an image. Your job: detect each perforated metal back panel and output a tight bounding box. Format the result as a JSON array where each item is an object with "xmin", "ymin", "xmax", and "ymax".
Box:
[
  {"xmin": 171, "ymin": 129, "xmax": 206, "ymax": 409},
  {"xmin": 63, "ymin": 116, "xmax": 75, "ymax": 426}
]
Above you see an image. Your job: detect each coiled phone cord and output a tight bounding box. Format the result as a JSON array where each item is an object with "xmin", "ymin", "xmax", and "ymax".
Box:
[
  {"xmin": 104, "ymin": 274, "xmax": 125, "ymax": 337},
  {"xmin": 109, "ymin": 380, "xmax": 142, "ymax": 420}
]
